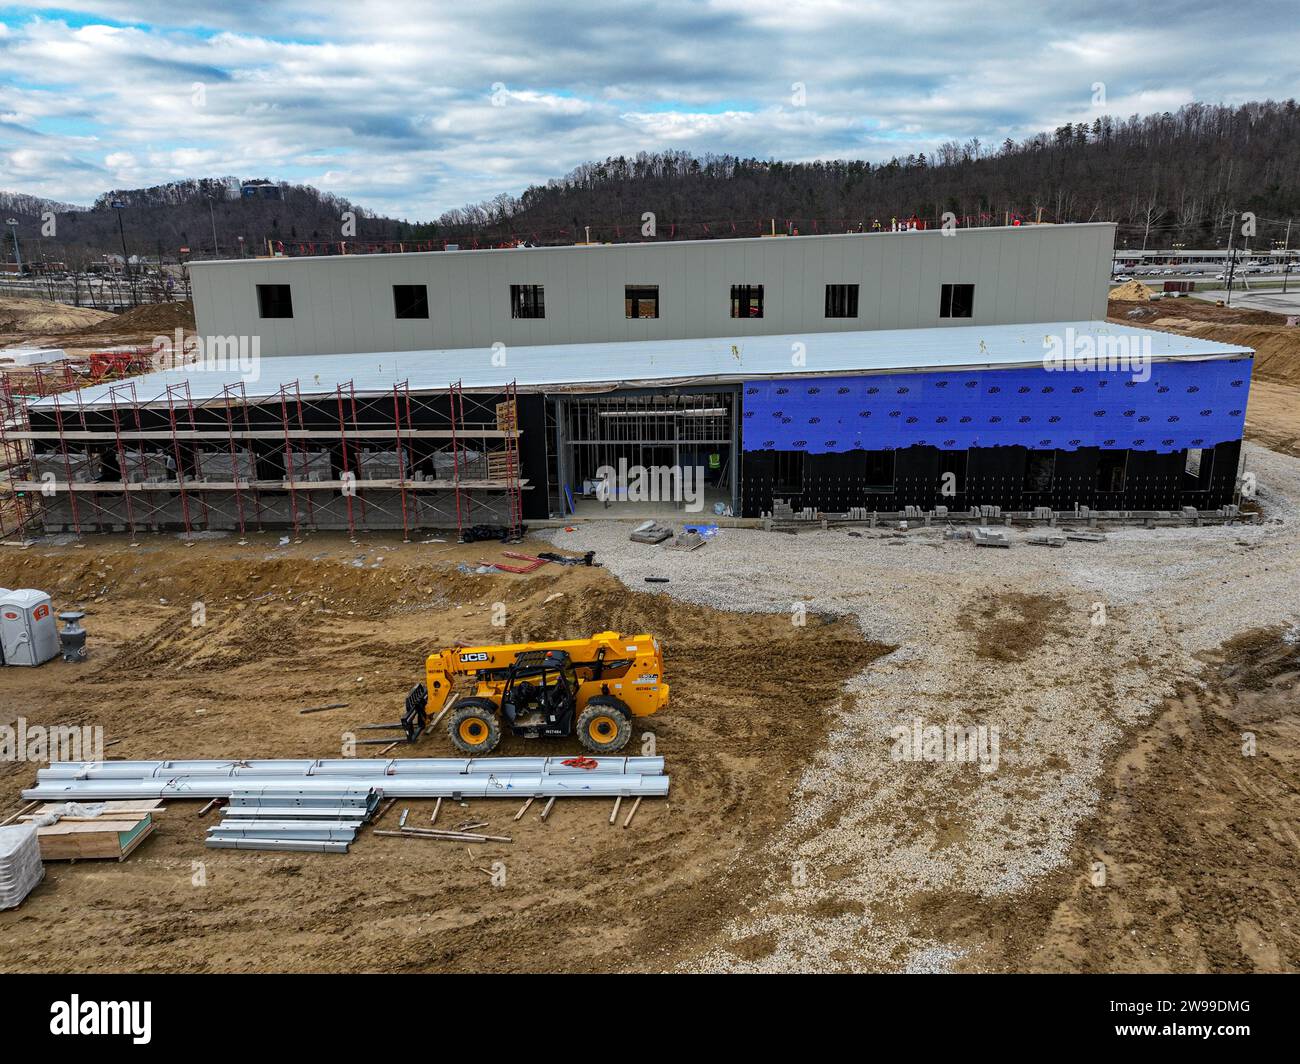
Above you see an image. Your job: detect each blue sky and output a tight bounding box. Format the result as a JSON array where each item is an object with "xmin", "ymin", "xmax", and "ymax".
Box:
[{"xmin": 2, "ymin": 1, "xmax": 1298, "ymax": 220}]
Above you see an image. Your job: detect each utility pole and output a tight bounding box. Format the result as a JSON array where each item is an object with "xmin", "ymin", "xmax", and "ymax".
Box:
[
  {"xmin": 111, "ymin": 200, "xmax": 131, "ymax": 280},
  {"xmin": 209, "ymin": 199, "xmax": 220, "ymax": 256},
  {"xmin": 4, "ymin": 218, "xmax": 21, "ymax": 274},
  {"xmin": 1225, "ymin": 210, "xmax": 1236, "ymax": 307}
]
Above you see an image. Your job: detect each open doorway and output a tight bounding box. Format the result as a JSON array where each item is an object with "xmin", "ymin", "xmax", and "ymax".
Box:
[{"xmin": 558, "ymin": 390, "xmax": 737, "ymax": 517}]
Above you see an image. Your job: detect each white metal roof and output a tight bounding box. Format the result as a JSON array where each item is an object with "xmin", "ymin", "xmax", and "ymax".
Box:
[
  {"xmin": 33, "ymin": 319, "xmax": 1252, "ymax": 409},
  {"xmin": 189, "ymin": 223, "xmax": 1115, "ymax": 268}
]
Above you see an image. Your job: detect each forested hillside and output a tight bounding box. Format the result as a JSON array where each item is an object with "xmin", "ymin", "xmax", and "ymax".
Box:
[{"xmin": 3, "ymin": 100, "xmax": 1297, "ymax": 264}]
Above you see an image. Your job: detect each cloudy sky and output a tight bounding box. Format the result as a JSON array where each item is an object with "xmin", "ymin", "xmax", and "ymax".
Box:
[{"xmin": 2, "ymin": 1, "xmax": 1297, "ymax": 219}]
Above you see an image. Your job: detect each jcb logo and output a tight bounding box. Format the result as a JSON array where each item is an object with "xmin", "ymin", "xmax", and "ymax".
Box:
[{"xmin": 459, "ymin": 652, "xmax": 489, "ymax": 662}]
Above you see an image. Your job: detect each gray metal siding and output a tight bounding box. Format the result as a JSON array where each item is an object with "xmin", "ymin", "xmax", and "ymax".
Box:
[{"xmin": 191, "ymin": 223, "xmax": 1115, "ymax": 357}]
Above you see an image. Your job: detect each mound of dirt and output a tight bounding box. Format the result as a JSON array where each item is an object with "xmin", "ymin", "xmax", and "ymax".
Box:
[
  {"xmin": 0, "ymin": 295, "xmax": 114, "ymax": 334},
  {"xmin": 1106, "ymin": 295, "xmax": 1300, "ymax": 386},
  {"xmin": 1109, "ymin": 296, "xmax": 1289, "ymax": 328},
  {"xmin": 1122, "ymin": 316, "xmax": 1300, "ymax": 386},
  {"xmin": 1109, "ymin": 280, "xmax": 1154, "ymax": 302},
  {"xmin": 77, "ymin": 300, "xmax": 195, "ymax": 337}
]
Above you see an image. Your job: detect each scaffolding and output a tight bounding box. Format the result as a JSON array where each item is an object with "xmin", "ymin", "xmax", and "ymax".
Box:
[{"xmin": 3, "ymin": 373, "xmax": 528, "ymax": 540}]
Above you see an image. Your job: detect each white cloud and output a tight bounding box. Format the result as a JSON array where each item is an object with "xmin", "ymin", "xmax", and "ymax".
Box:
[{"xmin": 0, "ymin": 2, "xmax": 1296, "ymax": 216}]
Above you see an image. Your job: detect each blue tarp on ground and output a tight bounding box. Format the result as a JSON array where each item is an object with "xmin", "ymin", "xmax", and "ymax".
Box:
[{"xmin": 742, "ymin": 358, "xmax": 1252, "ymax": 453}]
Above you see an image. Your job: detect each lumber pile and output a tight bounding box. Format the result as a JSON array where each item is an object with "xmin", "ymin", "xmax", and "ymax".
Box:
[{"xmin": 23, "ymin": 800, "xmax": 160, "ymax": 861}]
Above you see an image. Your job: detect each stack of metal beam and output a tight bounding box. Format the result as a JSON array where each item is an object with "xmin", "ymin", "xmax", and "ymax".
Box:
[
  {"xmin": 206, "ymin": 784, "xmax": 380, "ymax": 854},
  {"xmin": 23, "ymin": 756, "xmax": 670, "ymax": 803}
]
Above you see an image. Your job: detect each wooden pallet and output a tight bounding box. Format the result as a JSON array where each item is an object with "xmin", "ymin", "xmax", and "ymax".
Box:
[{"xmin": 495, "ymin": 400, "xmax": 517, "ymax": 431}]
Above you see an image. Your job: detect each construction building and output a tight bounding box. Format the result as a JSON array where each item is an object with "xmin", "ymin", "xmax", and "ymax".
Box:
[{"xmin": 0, "ymin": 223, "xmax": 1253, "ymax": 538}]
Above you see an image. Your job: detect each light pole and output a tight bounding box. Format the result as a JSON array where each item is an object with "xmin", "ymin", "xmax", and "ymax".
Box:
[
  {"xmin": 1224, "ymin": 210, "xmax": 1236, "ymax": 307},
  {"xmin": 111, "ymin": 200, "xmax": 130, "ymax": 279},
  {"xmin": 5, "ymin": 218, "xmax": 21, "ymax": 274},
  {"xmin": 1283, "ymin": 220, "xmax": 1292, "ymax": 296},
  {"xmin": 209, "ymin": 199, "xmax": 219, "ymax": 256}
]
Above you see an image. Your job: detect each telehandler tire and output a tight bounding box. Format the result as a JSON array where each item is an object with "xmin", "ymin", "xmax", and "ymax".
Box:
[
  {"xmin": 576, "ymin": 697, "xmax": 633, "ymax": 754},
  {"xmin": 449, "ymin": 699, "xmax": 502, "ymax": 755}
]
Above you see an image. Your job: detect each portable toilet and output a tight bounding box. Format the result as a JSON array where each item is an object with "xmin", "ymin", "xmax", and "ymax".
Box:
[{"xmin": 0, "ymin": 590, "xmax": 60, "ymax": 666}]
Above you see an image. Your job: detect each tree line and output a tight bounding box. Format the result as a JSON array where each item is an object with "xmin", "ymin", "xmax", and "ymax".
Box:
[{"xmin": 3, "ymin": 99, "xmax": 1298, "ymax": 268}]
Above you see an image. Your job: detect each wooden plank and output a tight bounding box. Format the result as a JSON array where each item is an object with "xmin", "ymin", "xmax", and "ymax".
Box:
[
  {"xmin": 0, "ymin": 801, "xmax": 38, "ymax": 826},
  {"xmin": 621, "ymin": 796, "xmax": 643, "ymax": 829}
]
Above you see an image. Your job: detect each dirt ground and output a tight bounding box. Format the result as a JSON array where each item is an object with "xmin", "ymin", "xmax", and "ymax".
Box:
[
  {"xmin": 1, "ymin": 524, "xmax": 1296, "ymax": 973},
  {"xmin": 0, "ymin": 533, "xmax": 888, "ymax": 973},
  {"xmin": 932, "ymin": 627, "xmax": 1300, "ymax": 972},
  {"xmin": 0, "ymin": 299, "xmax": 1298, "ymax": 972},
  {"xmin": 0, "ymin": 296, "xmax": 194, "ymax": 357}
]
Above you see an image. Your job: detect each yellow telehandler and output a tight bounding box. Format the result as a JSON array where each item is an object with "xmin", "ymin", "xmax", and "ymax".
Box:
[{"xmin": 397, "ymin": 631, "xmax": 668, "ymax": 756}]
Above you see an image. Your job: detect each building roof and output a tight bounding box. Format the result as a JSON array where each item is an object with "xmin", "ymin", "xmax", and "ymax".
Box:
[
  {"xmin": 188, "ymin": 222, "xmax": 1117, "ymax": 268},
  {"xmin": 34, "ymin": 319, "xmax": 1252, "ymax": 409}
]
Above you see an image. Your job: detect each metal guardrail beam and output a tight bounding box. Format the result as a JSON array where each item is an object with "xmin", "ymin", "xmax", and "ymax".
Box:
[
  {"xmin": 39, "ymin": 756, "xmax": 664, "ymax": 779},
  {"xmin": 24, "ymin": 774, "xmax": 670, "ymax": 801},
  {"xmin": 205, "ymin": 838, "xmax": 351, "ymax": 853}
]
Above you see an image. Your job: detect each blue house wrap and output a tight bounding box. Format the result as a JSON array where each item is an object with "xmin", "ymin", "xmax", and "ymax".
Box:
[{"xmin": 742, "ymin": 358, "xmax": 1252, "ymax": 454}]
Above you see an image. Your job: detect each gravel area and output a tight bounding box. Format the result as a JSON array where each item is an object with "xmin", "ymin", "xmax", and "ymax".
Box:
[{"xmin": 543, "ymin": 442, "xmax": 1300, "ymax": 972}]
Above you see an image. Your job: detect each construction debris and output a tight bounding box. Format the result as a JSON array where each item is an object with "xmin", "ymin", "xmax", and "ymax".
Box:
[
  {"xmin": 630, "ymin": 520, "xmax": 673, "ymax": 544},
  {"xmin": 298, "ymin": 702, "xmax": 350, "ymax": 715},
  {"xmin": 375, "ymin": 827, "xmax": 512, "ymax": 844},
  {"xmin": 1026, "ymin": 532, "xmax": 1067, "ymax": 548},
  {"xmin": 971, "ymin": 527, "xmax": 1011, "ymax": 548},
  {"xmin": 482, "ymin": 551, "xmax": 549, "ymax": 574},
  {"xmin": 0, "ymin": 824, "xmax": 44, "ymax": 908},
  {"xmin": 536, "ymin": 550, "xmax": 596, "ymax": 566},
  {"xmin": 666, "ymin": 531, "xmax": 707, "ymax": 552}
]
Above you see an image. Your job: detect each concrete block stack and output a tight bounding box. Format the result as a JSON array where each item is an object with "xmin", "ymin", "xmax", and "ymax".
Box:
[
  {"xmin": 287, "ymin": 449, "xmax": 331, "ymax": 482},
  {"xmin": 358, "ymin": 449, "xmax": 407, "ymax": 480},
  {"xmin": 194, "ymin": 448, "xmax": 256, "ymax": 483},
  {"xmin": 119, "ymin": 450, "xmax": 171, "ymax": 483},
  {"xmin": 31, "ymin": 452, "xmax": 101, "ymax": 483}
]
